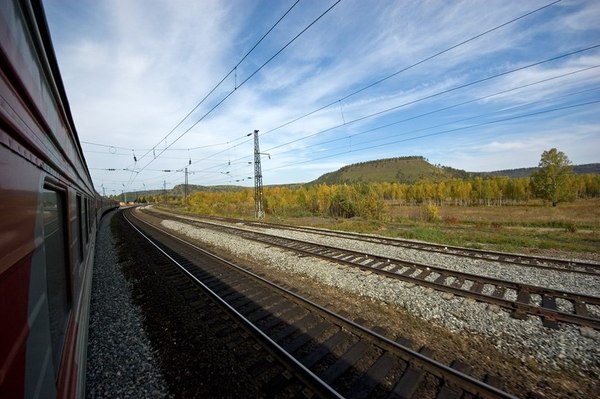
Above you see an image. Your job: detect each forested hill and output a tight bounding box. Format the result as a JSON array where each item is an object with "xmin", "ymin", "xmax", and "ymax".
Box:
[
  {"xmin": 311, "ymin": 157, "xmax": 600, "ymax": 184},
  {"xmin": 313, "ymin": 156, "xmax": 468, "ymax": 184}
]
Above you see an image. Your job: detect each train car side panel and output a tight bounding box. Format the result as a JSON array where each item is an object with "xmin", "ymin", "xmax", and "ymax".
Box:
[
  {"xmin": 1, "ymin": 1, "xmax": 106, "ymax": 397},
  {"xmin": 0, "ymin": 139, "xmax": 38, "ymax": 398}
]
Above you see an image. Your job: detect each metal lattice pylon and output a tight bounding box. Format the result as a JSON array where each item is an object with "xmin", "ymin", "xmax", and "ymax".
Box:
[{"xmin": 253, "ymin": 129, "xmax": 264, "ymax": 219}]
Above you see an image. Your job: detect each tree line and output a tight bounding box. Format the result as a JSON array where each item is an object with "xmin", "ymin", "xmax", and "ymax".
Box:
[
  {"xmin": 173, "ymin": 172, "xmax": 600, "ymax": 220},
  {"xmin": 153, "ymin": 149, "xmax": 599, "ymax": 219}
]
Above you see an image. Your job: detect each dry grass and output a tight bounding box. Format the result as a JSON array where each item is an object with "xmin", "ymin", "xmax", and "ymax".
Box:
[{"xmin": 274, "ymin": 199, "xmax": 600, "ymax": 257}]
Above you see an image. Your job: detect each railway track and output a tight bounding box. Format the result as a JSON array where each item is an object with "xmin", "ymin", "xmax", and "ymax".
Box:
[
  {"xmin": 125, "ymin": 209, "xmax": 516, "ymax": 398},
  {"xmin": 144, "ymin": 208, "xmax": 600, "ymax": 330},
  {"xmin": 209, "ymin": 216, "xmax": 600, "ymax": 277}
]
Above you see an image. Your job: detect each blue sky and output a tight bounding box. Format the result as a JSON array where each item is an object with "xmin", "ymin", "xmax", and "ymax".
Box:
[{"xmin": 42, "ymin": 0, "xmax": 600, "ymax": 195}]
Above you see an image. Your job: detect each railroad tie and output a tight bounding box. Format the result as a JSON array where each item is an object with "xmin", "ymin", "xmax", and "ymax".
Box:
[
  {"xmin": 574, "ymin": 301, "xmax": 589, "ymax": 318},
  {"xmin": 299, "ymin": 329, "xmax": 348, "ymax": 369},
  {"xmin": 320, "ymin": 340, "xmax": 370, "ymax": 384},
  {"xmin": 344, "ymin": 351, "xmax": 397, "ymax": 399},
  {"xmin": 388, "ymin": 347, "xmax": 434, "ymax": 399},
  {"xmin": 436, "ymin": 360, "xmax": 471, "ymax": 399},
  {"xmin": 511, "ymin": 289, "xmax": 531, "ymax": 320},
  {"xmin": 541, "ymin": 295, "xmax": 559, "ymax": 329},
  {"xmin": 282, "ymin": 320, "xmax": 329, "ymax": 354}
]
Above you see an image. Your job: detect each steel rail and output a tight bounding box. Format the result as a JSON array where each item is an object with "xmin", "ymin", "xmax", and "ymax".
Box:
[
  {"xmin": 199, "ymin": 213, "xmax": 600, "ymax": 276},
  {"xmin": 160, "ymin": 213, "xmax": 600, "ymax": 330},
  {"xmin": 126, "ymin": 209, "xmax": 518, "ymax": 399},
  {"xmin": 123, "ymin": 211, "xmax": 344, "ymax": 399}
]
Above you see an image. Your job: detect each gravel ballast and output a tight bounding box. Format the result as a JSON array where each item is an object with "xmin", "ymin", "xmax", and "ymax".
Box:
[
  {"xmin": 86, "ymin": 212, "xmax": 169, "ymax": 398},
  {"xmin": 158, "ymin": 216, "xmax": 600, "ymax": 376},
  {"xmin": 200, "ymin": 218, "xmax": 600, "ymax": 298}
]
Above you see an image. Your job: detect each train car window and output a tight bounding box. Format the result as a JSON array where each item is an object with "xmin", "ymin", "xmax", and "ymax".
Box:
[
  {"xmin": 42, "ymin": 187, "xmax": 72, "ymax": 372},
  {"xmin": 79, "ymin": 198, "xmax": 88, "ymax": 244},
  {"xmin": 76, "ymin": 195, "xmax": 83, "ymax": 262},
  {"xmin": 84, "ymin": 198, "xmax": 90, "ymax": 242},
  {"xmin": 87, "ymin": 197, "xmax": 92, "ymax": 232}
]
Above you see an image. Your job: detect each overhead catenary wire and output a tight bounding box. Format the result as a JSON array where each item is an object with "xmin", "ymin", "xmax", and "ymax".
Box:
[
  {"xmin": 133, "ymin": 0, "xmax": 343, "ymax": 182},
  {"xmin": 110, "ymin": 0, "xmax": 555, "ymax": 189},
  {"xmin": 101, "ymin": 0, "xmax": 561, "ymax": 191},
  {"xmin": 92, "ymin": 56, "xmax": 598, "ymax": 190},
  {"xmin": 262, "ymin": 44, "xmax": 600, "ymax": 154},
  {"xmin": 139, "ymin": 42, "xmax": 598, "ymax": 186},
  {"xmin": 198, "ymin": 85, "xmax": 599, "ymax": 186},
  {"xmin": 259, "ymin": 0, "xmax": 563, "ymax": 138},
  {"xmin": 268, "ymin": 66, "xmax": 600, "ymax": 158},
  {"xmin": 134, "ymin": 0, "xmax": 303, "ymax": 167},
  {"xmin": 135, "ymin": 0, "xmax": 564, "ymax": 183},
  {"xmin": 263, "ymin": 99, "xmax": 600, "ymax": 174},
  {"xmin": 88, "ymin": 1, "xmax": 599, "ymax": 193},
  {"xmin": 196, "ymin": 66, "xmax": 600, "ymax": 184},
  {"xmin": 169, "ymin": 0, "xmax": 564, "ymax": 185}
]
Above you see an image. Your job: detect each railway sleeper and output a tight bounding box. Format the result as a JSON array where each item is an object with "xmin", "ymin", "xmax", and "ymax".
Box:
[
  {"xmin": 300, "ymin": 330, "xmax": 349, "ymax": 369},
  {"xmin": 344, "ymin": 351, "xmax": 398, "ymax": 399},
  {"xmin": 388, "ymin": 347, "xmax": 435, "ymax": 399},
  {"xmin": 320, "ymin": 341, "xmax": 371, "ymax": 384},
  {"xmin": 436, "ymin": 360, "xmax": 470, "ymax": 399},
  {"xmin": 283, "ymin": 321, "xmax": 330, "ymax": 354}
]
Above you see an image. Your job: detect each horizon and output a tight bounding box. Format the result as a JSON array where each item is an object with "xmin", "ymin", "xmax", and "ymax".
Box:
[{"xmin": 114, "ymin": 156, "xmax": 599, "ymax": 197}]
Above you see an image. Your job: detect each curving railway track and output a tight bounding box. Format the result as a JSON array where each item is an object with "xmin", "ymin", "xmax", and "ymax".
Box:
[
  {"xmin": 208, "ymin": 216, "xmax": 600, "ymax": 277},
  {"xmin": 124, "ymin": 208, "xmax": 516, "ymax": 398},
  {"xmin": 142, "ymin": 207, "xmax": 600, "ymax": 331}
]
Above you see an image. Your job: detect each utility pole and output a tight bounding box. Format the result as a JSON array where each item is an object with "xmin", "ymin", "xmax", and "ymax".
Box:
[
  {"xmin": 253, "ymin": 129, "xmax": 264, "ymax": 219},
  {"xmin": 184, "ymin": 167, "xmax": 188, "ymax": 206}
]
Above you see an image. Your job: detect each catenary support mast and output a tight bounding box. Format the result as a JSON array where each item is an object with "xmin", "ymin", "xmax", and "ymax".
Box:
[{"xmin": 253, "ymin": 129, "xmax": 264, "ymax": 219}]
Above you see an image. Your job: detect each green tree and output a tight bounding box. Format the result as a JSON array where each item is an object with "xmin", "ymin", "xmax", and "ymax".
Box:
[{"xmin": 530, "ymin": 148, "xmax": 574, "ymax": 206}]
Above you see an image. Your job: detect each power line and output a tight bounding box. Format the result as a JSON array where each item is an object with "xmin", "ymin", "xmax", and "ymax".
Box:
[
  {"xmin": 262, "ymin": 44, "xmax": 600, "ymax": 154},
  {"xmin": 198, "ymin": 66, "xmax": 599, "ymax": 183},
  {"xmin": 135, "ymin": 0, "xmax": 302, "ymax": 166},
  {"xmin": 259, "ymin": 0, "xmax": 562, "ymax": 138},
  {"xmin": 132, "ymin": 0, "xmax": 342, "ymax": 182},
  {"xmin": 200, "ymin": 84, "xmax": 598, "ymax": 185},
  {"xmin": 92, "ymin": 61, "xmax": 598, "ymax": 190},
  {"xmin": 269, "ymin": 66, "xmax": 600, "ymax": 157},
  {"xmin": 265, "ymin": 100, "xmax": 600, "ymax": 173},
  {"xmin": 82, "ymin": 139, "xmax": 243, "ymax": 152}
]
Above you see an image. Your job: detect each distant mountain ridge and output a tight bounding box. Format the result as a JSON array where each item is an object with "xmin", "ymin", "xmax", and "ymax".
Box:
[{"xmin": 311, "ymin": 156, "xmax": 600, "ymax": 184}]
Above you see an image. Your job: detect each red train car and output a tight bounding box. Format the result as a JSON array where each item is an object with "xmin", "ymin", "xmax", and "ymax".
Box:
[{"xmin": 0, "ymin": 1, "xmax": 115, "ymax": 397}]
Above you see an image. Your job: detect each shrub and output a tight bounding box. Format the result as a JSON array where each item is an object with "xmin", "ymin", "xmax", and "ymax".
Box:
[{"xmin": 424, "ymin": 203, "xmax": 440, "ymax": 222}]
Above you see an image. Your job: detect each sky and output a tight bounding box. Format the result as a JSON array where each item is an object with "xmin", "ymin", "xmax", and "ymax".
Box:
[{"xmin": 42, "ymin": 0, "xmax": 600, "ymax": 195}]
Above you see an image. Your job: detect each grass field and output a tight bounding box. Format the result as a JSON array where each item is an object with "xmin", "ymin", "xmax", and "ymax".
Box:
[{"xmin": 275, "ymin": 198, "xmax": 600, "ymax": 258}]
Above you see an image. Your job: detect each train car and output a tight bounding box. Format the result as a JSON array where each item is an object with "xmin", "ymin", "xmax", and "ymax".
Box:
[{"xmin": 0, "ymin": 0, "xmax": 116, "ymax": 397}]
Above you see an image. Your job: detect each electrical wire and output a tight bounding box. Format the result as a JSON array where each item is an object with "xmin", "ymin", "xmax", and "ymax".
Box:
[
  {"xmin": 264, "ymin": 100, "xmax": 600, "ymax": 173},
  {"xmin": 91, "ymin": 59, "xmax": 598, "ymax": 190},
  {"xmin": 92, "ymin": 0, "xmax": 600, "ymax": 192},
  {"xmin": 262, "ymin": 44, "xmax": 600, "ymax": 154},
  {"xmin": 132, "ymin": 0, "xmax": 343, "ymax": 182},
  {"xmin": 259, "ymin": 0, "xmax": 562, "ymax": 138},
  {"xmin": 198, "ymin": 69, "xmax": 600, "ymax": 184},
  {"xmin": 135, "ymin": 0, "xmax": 302, "ymax": 166},
  {"xmin": 269, "ymin": 66, "xmax": 600, "ymax": 157}
]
